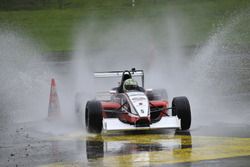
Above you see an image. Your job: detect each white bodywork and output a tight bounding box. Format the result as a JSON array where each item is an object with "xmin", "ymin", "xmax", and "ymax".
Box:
[
  {"xmin": 103, "ymin": 116, "xmax": 181, "ymax": 132},
  {"xmin": 126, "ymin": 92, "xmax": 149, "ymax": 117}
]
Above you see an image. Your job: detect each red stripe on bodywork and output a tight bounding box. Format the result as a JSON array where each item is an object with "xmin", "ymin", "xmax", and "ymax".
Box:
[
  {"xmin": 101, "ymin": 102, "xmax": 121, "ymax": 110},
  {"xmin": 150, "ymin": 101, "xmax": 168, "ymax": 108}
]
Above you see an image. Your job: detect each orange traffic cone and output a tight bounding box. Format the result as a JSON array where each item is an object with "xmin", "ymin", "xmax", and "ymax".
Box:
[{"xmin": 48, "ymin": 78, "xmax": 61, "ymax": 118}]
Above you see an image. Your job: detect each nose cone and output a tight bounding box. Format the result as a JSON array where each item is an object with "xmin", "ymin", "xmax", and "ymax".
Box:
[{"xmin": 127, "ymin": 92, "xmax": 149, "ymax": 117}]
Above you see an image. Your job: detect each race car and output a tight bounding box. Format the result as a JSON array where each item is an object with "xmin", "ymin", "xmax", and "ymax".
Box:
[{"xmin": 78, "ymin": 68, "xmax": 191, "ymax": 133}]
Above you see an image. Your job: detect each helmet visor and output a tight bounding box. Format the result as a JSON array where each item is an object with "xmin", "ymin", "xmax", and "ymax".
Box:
[{"xmin": 125, "ymin": 84, "xmax": 137, "ymax": 90}]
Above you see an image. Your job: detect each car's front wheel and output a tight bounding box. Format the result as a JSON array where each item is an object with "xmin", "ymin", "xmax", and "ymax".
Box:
[
  {"xmin": 172, "ymin": 96, "xmax": 191, "ymax": 130},
  {"xmin": 85, "ymin": 100, "xmax": 103, "ymax": 133}
]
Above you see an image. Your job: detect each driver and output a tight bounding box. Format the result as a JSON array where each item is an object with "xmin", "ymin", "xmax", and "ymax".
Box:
[{"xmin": 123, "ymin": 78, "xmax": 139, "ymax": 92}]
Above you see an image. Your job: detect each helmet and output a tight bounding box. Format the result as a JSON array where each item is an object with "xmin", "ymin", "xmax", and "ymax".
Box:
[{"xmin": 123, "ymin": 79, "xmax": 138, "ymax": 92}]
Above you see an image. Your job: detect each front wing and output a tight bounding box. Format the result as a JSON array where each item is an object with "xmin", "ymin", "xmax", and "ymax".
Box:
[{"xmin": 102, "ymin": 116, "xmax": 180, "ymax": 132}]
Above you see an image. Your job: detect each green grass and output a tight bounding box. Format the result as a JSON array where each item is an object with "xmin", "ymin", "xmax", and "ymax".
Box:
[{"xmin": 0, "ymin": 0, "xmax": 249, "ymax": 52}]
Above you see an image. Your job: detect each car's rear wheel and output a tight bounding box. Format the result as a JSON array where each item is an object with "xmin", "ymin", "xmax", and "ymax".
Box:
[
  {"xmin": 146, "ymin": 89, "xmax": 168, "ymax": 101},
  {"xmin": 85, "ymin": 100, "xmax": 103, "ymax": 133},
  {"xmin": 172, "ymin": 96, "xmax": 191, "ymax": 130}
]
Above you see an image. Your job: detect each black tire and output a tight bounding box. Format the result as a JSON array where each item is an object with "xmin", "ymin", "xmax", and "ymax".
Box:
[
  {"xmin": 146, "ymin": 89, "xmax": 168, "ymax": 101},
  {"xmin": 85, "ymin": 100, "xmax": 103, "ymax": 133},
  {"xmin": 172, "ymin": 96, "xmax": 191, "ymax": 130}
]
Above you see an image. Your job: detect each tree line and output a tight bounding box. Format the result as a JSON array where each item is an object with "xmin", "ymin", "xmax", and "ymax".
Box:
[{"xmin": 0, "ymin": 0, "xmax": 67, "ymax": 10}]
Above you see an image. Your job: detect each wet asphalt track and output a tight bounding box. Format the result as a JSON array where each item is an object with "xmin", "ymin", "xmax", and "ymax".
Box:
[
  {"xmin": 1, "ymin": 49, "xmax": 250, "ymax": 167},
  {"xmin": 1, "ymin": 120, "xmax": 250, "ymax": 167}
]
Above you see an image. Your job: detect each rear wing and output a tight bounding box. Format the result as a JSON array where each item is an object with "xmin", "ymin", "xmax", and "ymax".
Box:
[{"xmin": 94, "ymin": 68, "xmax": 145, "ymax": 87}]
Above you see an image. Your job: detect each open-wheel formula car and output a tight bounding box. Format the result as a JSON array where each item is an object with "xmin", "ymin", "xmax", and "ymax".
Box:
[{"xmin": 80, "ymin": 68, "xmax": 191, "ymax": 133}]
